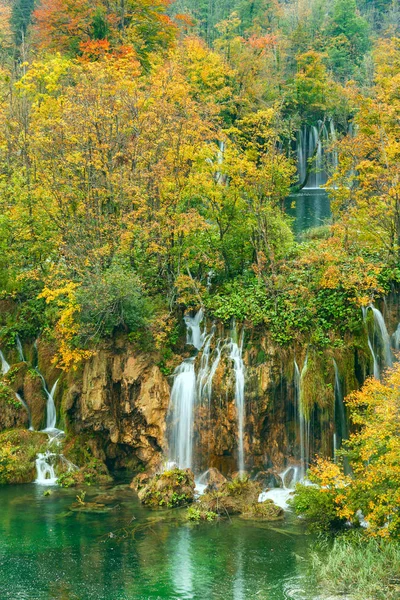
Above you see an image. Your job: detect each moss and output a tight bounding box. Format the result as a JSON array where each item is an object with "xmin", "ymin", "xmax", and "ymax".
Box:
[
  {"xmin": 200, "ymin": 476, "xmax": 262, "ymax": 515},
  {"xmin": 240, "ymin": 499, "xmax": 284, "ymax": 521},
  {"xmin": 59, "ymin": 434, "xmax": 112, "ymax": 487},
  {"xmin": 137, "ymin": 469, "xmax": 195, "ymax": 508},
  {"xmin": 187, "ymin": 506, "xmax": 218, "ymax": 522},
  {"xmin": 0, "ymin": 429, "xmax": 48, "ymax": 484}
]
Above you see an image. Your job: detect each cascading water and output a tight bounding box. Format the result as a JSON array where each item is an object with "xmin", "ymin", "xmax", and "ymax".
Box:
[
  {"xmin": 16, "ymin": 335, "xmax": 25, "ymax": 362},
  {"xmin": 167, "ymin": 359, "xmax": 197, "ymax": 470},
  {"xmin": 369, "ymin": 305, "xmax": 393, "ymax": 369},
  {"xmin": 393, "ymin": 324, "xmax": 400, "ymax": 352},
  {"xmin": 333, "ymin": 359, "xmax": 348, "ymax": 456},
  {"xmin": 35, "ymin": 451, "xmax": 58, "ymax": 485},
  {"xmin": 362, "ymin": 306, "xmax": 380, "ymax": 379},
  {"xmin": 296, "ymin": 120, "xmax": 337, "ymax": 188},
  {"xmin": 362, "ymin": 305, "xmax": 393, "ymax": 378},
  {"xmin": 184, "ymin": 309, "xmax": 205, "ymax": 350},
  {"xmin": 258, "ymin": 466, "xmax": 302, "ymax": 510},
  {"xmin": 44, "ymin": 379, "xmax": 59, "ymax": 431},
  {"xmin": 230, "ymin": 333, "xmax": 246, "ymax": 475},
  {"xmin": 294, "ymin": 358, "xmax": 309, "ymax": 478},
  {"xmin": 167, "ymin": 309, "xmax": 205, "ymax": 470},
  {"xmin": 0, "ymin": 350, "xmax": 10, "ymax": 375}
]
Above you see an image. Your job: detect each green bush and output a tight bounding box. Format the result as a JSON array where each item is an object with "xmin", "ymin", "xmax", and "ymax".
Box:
[{"xmin": 290, "ymin": 483, "xmax": 347, "ymax": 533}]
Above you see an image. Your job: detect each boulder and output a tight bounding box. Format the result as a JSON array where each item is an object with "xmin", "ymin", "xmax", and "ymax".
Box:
[
  {"xmin": 254, "ymin": 469, "xmax": 283, "ymax": 489},
  {"xmin": 240, "ymin": 499, "xmax": 284, "ymax": 521},
  {"xmin": 138, "ymin": 468, "xmax": 195, "ymax": 508}
]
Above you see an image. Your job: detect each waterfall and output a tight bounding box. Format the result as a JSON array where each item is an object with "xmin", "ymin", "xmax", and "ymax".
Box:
[
  {"xmin": 333, "ymin": 359, "xmax": 348, "ymax": 453},
  {"xmin": 258, "ymin": 466, "xmax": 301, "ymax": 510},
  {"xmin": 362, "ymin": 305, "xmax": 393, "ymax": 378},
  {"xmin": 44, "ymin": 379, "xmax": 59, "ymax": 431},
  {"xmin": 230, "ymin": 334, "xmax": 246, "ymax": 475},
  {"xmin": 197, "ymin": 332, "xmax": 213, "ymax": 403},
  {"xmin": 35, "ymin": 451, "xmax": 58, "ymax": 485},
  {"xmin": 393, "ymin": 324, "xmax": 400, "ymax": 351},
  {"xmin": 168, "ymin": 359, "xmax": 197, "ymax": 470},
  {"xmin": 184, "ymin": 309, "xmax": 205, "ymax": 351},
  {"xmin": 295, "ymin": 357, "xmax": 309, "ymax": 478},
  {"xmin": 362, "ymin": 306, "xmax": 380, "ymax": 379},
  {"xmin": 369, "ymin": 305, "xmax": 393, "ymax": 369},
  {"xmin": 36, "ymin": 368, "xmax": 60, "ymax": 432},
  {"xmin": 15, "ymin": 392, "xmax": 33, "ymax": 430},
  {"xmin": 296, "ymin": 120, "xmax": 336, "ymax": 188},
  {"xmin": 0, "ymin": 350, "xmax": 10, "ymax": 375},
  {"xmin": 16, "ymin": 335, "xmax": 25, "ymax": 362}
]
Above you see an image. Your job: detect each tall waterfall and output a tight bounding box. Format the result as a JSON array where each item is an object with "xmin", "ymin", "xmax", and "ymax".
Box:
[
  {"xmin": 230, "ymin": 335, "xmax": 246, "ymax": 475},
  {"xmin": 168, "ymin": 359, "xmax": 197, "ymax": 470},
  {"xmin": 167, "ymin": 309, "xmax": 205, "ymax": 470},
  {"xmin": 0, "ymin": 350, "xmax": 10, "ymax": 375},
  {"xmin": 295, "ymin": 357, "xmax": 309, "ymax": 478},
  {"xmin": 370, "ymin": 305, "xmax": 393, "ymax": 369}
]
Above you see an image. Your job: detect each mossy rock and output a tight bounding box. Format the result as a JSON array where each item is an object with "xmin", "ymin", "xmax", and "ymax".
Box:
[
  {"xmin": 200, "ymin": 476, "xmax": 262, "ymax": 515},
  {"xmin": 57, "ymin": 458, "xmax": 112, "ymax": 488},
  {"xmin": 240, "ymin": 499, "xmax": 284, "ymax": 521},
  {"xmin": 0, "ymin": 429, "xmax": 48, "ymax": 484},
  {"xmin": 138, "ymin": 469, "xmax": 195, "ymax": 508},
  {"xmin": 186, "ymin": 505, "xmax": 219, "ymax": 523},
  {"xmin": 0, "ymin": 383, "xmax": 29, "ymax": 430}
]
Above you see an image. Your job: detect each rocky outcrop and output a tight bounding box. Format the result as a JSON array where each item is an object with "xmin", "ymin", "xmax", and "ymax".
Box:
[{"xmin": 62, "ymin": 342, "xmax": 170, "ymax": 472}]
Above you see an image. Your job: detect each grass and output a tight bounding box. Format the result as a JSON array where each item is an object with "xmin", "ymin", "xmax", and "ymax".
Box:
[{"xmin": 311, "ymin": 534, "xmax": 400, "ymax": 600}]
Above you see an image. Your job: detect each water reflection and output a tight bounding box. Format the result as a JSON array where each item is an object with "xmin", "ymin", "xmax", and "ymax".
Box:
[{"xmin": 0, "ymin": 485, "xmax": 317, "ymax": 600}]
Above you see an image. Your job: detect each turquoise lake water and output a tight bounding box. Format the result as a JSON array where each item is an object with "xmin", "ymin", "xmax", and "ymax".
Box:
[{"xmin": 0, "ymin": 484, "xmax": 321, "ymax": 600}]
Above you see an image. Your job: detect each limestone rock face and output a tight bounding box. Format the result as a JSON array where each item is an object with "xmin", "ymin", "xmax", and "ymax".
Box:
[{"xmin": 63, "ymin": 344, "xmax": 170, "ymax": 472}]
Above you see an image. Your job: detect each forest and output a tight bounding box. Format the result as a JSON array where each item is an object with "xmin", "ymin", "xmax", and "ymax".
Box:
[{"xmin": 0, "ymin": 0, "xmax": 400, "ymax": 599}]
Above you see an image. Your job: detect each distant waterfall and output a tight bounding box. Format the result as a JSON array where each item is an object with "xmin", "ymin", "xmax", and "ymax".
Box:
[
  {"xmin": 0, "ymin": 350, "xmax": 10, "ymax": 375},
  {"xmin": 362, "ymin": 305, "xmax": 393, "ymax": 378},
  {"xmin": 230, "ymin": 335, "xmax": 246, "ymax": 475},
  {"xmin": 296, "ymin": 120, "xmax": 338, "ymax": 188}
]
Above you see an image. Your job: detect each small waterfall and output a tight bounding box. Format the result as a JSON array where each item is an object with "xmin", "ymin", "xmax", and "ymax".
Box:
[
  {"xmin": 362, "ymin": 306, "xmax": 380, "ymax": 379},
  {"xmin": 0, "ymin": 350, "xmax": 10, "ymax": 375},
  {"xmin": 35, "ymin": 451, "xmax": 58, "ymax": 485},
  {"xmin": 197, "ymin": 332, "xmax": 214, "ymax": 403},
  {"xmin": 362, "ymin": 305, "xmax": 393, "ymax": 378},
  {"xmin": 16, "ymin": 335, "xmax": 25, "ymax": 362},
  {"xmin": 393, "ymin": 324, "xmax": 400, "ymax": 351},
  {"xmin": 369, "ymin": 305, "xmax": 393, "ymax": 369},
  {"xmin": 44, "ymin": 379, "xmax": 59, "ymax": 431},
  {"xmin": 15, "ymin": 392, "xmax": 33, "ymax": 430},
  {"xmin": 168, "ymin": 359, "xmax": 197, "ymax": 470},
  {"xmin": 184, "ymin": 309, "xmax": 205, "ymax": 350},
  {"xmin": 36, "ymin": 368, "xmax": 60, "ymax": 432},
  {"xmin": 333, "ymin": 359, "xmax": 347, "ymax": 454},
  {"xmin": 258, "ymin": 466, "xmax": 301, "ymax": 510},
  {"xmin": 230, "ymin": 333, "xmax": 246, "ymax": 475}
]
